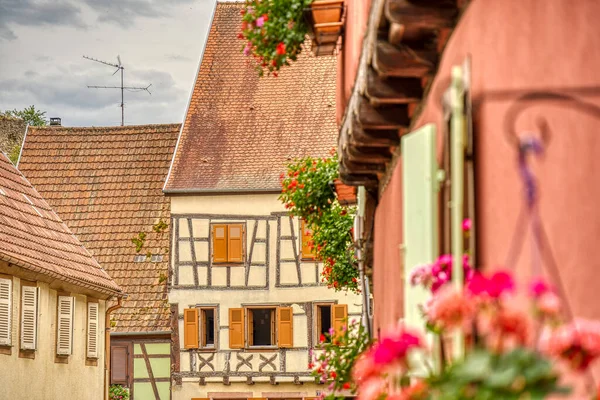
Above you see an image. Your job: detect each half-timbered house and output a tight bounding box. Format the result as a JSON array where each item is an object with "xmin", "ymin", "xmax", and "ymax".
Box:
[
  {"xmin": 18, "ymin": 123, "xmax": 180, "ymax": 399},
  {"xmin": 0, "ymin": 152, "xmax": 122, "ymax": 399},
  {"xmin": 163, "ymin": 2, "xmax": 363, "ymax": 399}
]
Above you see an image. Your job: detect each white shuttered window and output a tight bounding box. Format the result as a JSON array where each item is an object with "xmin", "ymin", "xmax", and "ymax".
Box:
[
  {"xmin": 20, "ymin": 286, "xmax": 38, "ymax": 350},
  {"xmin": 56, "ymin": 296, "xmax": 74, "ymax": 355},
  {"xmin": 87, "ymin": 302, "xmax": 99, "ymax": 358},
  {"xmin": 0, "ymin": 278, "xmax": 12, "ymax": 345}
]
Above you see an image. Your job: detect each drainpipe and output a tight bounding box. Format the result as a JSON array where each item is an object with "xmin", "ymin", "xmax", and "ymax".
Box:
[
  {"xmin": 105, "ymin": 297, "xmax": 122, "ymax": 400},
  {"xmin": 355, "ymin": 186, "xmax": 372, "ymax": 337}
]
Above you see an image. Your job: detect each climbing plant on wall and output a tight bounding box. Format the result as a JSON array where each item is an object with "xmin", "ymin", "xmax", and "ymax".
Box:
[{"xmin": 279, "ymin": 152, "xmax": 360, "ymax": 293}]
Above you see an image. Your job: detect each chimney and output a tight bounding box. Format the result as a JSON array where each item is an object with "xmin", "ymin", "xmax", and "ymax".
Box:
[{"xmin": 49, "ymin": 117, "xmax": 61, "ymax": 126}]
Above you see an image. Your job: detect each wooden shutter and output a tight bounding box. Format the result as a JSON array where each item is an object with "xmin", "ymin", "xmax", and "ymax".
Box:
[
  {"xmin": 56, "ymin": 296, "xmax": 74, "ymax": 355},
  {"xmin": 277, "ymin": 307, "xmax": 293, "ymax": 348},
  {"xmin": 183, "ymin": 308, "xmax": 199, "ymax": 349},
  {"xmin": 0, "ymin": 278, "xmax": 12, "ymax": 346},
  {"xmin": 402, "ymin": 124, "xmax": 438, "ymax": 331},
  {"xmin": 332, "ymin": 304, "xmax": 348, "ymax": 337},
  {"xmin": 301, "ymin": 220, "xmax": 315, "ymax": 259},
  {"xmin": 20, "ymin": 286, "xmax": 38, "ymax": 350},
  {"xmin": 227, "ymin": 224, "xmax": 244, "ymax": 263},
  {"xmin": 87, "ymin": 302, "xmax": 99, "ymax": 358},
  {"xmin": 111, "ymin": 344, "xmax": 129, "ymax": 384},
  {"xmin": 212, "ymin": 224, "xmax": 228, "ymax": 263},
  {"xmin": 229, "ymin": 308, "xmax": 244, "ymax": 349}
]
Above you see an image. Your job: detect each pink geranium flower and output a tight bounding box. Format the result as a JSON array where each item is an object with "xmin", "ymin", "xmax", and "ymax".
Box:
[
  {"xmin": 467, "ymin": 270, "xmax": 515, "ymax": 298},
  {"xmin": 529, "ymin": 278, "xmax": 553, "ymax": 298},
  {"xmin": 256, "ymin": 16, "xmax": 265, "ymax": 27},
  {"xmin": 542, "ymin": 319, "xmax": 600, "ymax": 371},
  {"xmin": 462, "ymin": 218, "xmax": 472, "ymax": 232},
  {"xmin": 372, "ymin": 328, "xmax": 422, "ymax": 366},
  {"xmin": 426, "ymin": 286, "xmax": 475, "ymax": 331}
]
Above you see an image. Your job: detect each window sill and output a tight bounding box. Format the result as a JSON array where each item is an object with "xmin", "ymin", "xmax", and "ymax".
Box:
[
  {"xmin": 245, "ymin": 346, "xmax": 278, "ymax": 352},
  {"xmin": 0, "ymin": 345, "xmax": 12, "ymax": 356},
  {"xmin": 86, "ymin": 358, "xmax": 99, "ymax": 367},
  {"xmin": 18, "ymin": 349, "xmax": 35, "ymax": 359},
  {"xmin": 54, "ymin": 355, "xmax": 69, "ymax": 364},
  {"xmin": 197, "ymin": 347, "xmax": 217, "ymax": 353},
  {"xmin": 212, "ymin": 263, "xmax": 244, "ymax": 267}
]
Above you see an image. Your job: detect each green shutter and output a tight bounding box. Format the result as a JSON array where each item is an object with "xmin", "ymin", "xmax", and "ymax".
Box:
[{"xmin": 402, "ymin": 123, "xmax": 438, "ymax": 329}]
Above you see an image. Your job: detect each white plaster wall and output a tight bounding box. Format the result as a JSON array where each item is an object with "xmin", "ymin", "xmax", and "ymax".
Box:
[{"xmin": 0, "ymin": 272, "xmax": 106, "ymax": 400}]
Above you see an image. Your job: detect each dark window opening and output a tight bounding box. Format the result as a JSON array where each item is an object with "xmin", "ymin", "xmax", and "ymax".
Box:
[
  {"xmin": 202, "ymin": 309, "xmax": 215, "ymax": 347},
  {"xmin": 317, "ymin": 305, "xmax": 332, "ymax": 341},
  {"xmin": 249, "ymin": 308, "xmax": 275, "ymax": 347}
]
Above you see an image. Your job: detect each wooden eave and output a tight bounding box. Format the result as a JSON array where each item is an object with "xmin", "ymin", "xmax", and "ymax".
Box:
[{"xmin": 338, "ymin": 0, "xmax": 463, "ymax": 190}]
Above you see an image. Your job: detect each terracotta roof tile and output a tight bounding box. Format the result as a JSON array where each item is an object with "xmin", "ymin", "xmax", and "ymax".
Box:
[
  {"xmin": 0, "ymin": 152, "xmax": 121, "ymax": 296},
  {"xmin": 164, "ymin": 1, "xmax": 338, "ymax": 192},
  {"xmin": 19, "ymin": 124, "xmax": 179, "ymax": 332}
]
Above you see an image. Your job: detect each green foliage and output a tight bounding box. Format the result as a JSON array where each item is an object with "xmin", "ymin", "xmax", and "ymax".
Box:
[
  {"xmin": 109, "ymin": 384, "xmax": 129, "ymax": 400},
  {"xmin": 279, "ymin": 153, "xmax": 359, "ymax": 293},
  {"xmin": 428, "ymin": 348, "xmax": 570, "ymax": 400},
  {"xmin": 240, "ymin": 0, "xmax": 312, "ymax": 76},
  {"xmin": 131, "ymin": 232, "xmax": 146, "ymax": 253},
  {"xmin": 152, "ymin": 219, "xmax": 168, "ymax": 234},
  {"xmin": 2, "ymin": 105, "xmax": 47, "ymax": 126},
  {"xmin": 158, "ymin": 272, "xmax": 168, "ymax": 284},
  {"xmin": 8, "ymin": 143, "xmax": 21, "ymax": 164},
  {"xmin": 311, "ymin": 320, "xmax": 372, "ymax": 400}
]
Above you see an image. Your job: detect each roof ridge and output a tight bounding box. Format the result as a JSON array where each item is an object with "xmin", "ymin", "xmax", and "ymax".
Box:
[{"xmin": 28, "ymin": 123, "xmax": 181, "ymax": 131}]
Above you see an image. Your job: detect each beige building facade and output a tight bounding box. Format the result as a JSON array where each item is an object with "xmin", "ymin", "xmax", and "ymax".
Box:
[
  {"xmin": 169, "ymin": 194, "xmax": 362, "ymax": 400},
  {"xmin": 0, "ymin": 264, "xmax": 108, "ymax": 399}
]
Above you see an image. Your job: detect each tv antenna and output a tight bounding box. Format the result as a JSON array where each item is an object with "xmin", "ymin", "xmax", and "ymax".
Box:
[{"xmin": 83, "ymin": 55, "xmax": 152, "ymax": 126}]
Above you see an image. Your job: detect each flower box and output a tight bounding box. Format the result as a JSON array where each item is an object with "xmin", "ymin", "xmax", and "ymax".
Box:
[
  {"xmin": 332, "ymin": 179, "xmax": 357, "ymax": 205},
  {"xmin": 306, "ymin": 0, "xmax": 345, "ymax": 56}
]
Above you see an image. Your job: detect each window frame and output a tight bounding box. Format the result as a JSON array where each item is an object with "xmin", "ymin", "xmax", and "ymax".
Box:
[
  {"xmin": 314, "ymin": 302, "xmax": 334, "ymax": 344},
  {"xmin": 211, "ymin": 222, "xmax": 247, "ymax": 265},
  {"xmin": 199, "ymin": 306, "xmax": 218, "ymax": 351},
  {"xmin": 245, "ymin": 306, "xmax": 277, "ymax": 350}
]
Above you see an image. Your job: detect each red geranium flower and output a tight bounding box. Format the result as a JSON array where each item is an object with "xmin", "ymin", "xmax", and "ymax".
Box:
[{"xmin": 276, "ymin": 42, "xmax": 286, "ymax": 55}]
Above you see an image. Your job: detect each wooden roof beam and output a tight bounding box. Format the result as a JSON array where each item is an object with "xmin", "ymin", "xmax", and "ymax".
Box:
[
  {"xmin": 372, "ymin": 41, "xmax": 437, "ymax": 78},
  {"xmin": 365, "ymin": 69, "xmax": 423, "ymax": 105}
]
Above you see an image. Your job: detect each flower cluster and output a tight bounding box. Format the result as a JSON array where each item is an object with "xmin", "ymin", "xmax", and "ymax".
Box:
[
  {"xmin": 240, "ymin": 0, "xmax": 311, "ymax": 76},
  {"xmin": 310, "ymin": 320, "xmax": 372, "ymax": 400},
  {"xmin": 109, "ymin": 385, "xmax": 129, "ymax": 400},
  {"xmin": 279, "ymin": 153, "xmax": 360, "ymax": 293},
  {"xmin": 352, "ymin": 269, "xmax": 600, "ymax": 399}
]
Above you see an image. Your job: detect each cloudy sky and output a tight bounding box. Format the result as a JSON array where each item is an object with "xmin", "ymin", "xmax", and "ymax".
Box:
[{"xmin": 0, "ymin": 0, "xmax": 219, "ymax": 127}]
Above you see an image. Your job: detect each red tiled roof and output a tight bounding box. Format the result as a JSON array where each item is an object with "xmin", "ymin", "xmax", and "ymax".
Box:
[
  {"xmin": 164, "ymin": 1, "xmax": 338, "ymax": 192},
  {"xmin": 19, "ymin": 124, "xmax": 179, "ymax": 332},
  {"xmin": 0, "ymin": 152, "xmax": 121, "ymax": 297}
]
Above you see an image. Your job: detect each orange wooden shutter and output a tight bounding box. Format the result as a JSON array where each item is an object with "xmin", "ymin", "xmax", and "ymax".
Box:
[
  {"xmin": 212, "ymin": 224, "xmax": 228, "ymax": 263},
  {"xmin": 227, "ymin": 224, "xmax": 244, "ymax": 263},
  {"xmin": 183, "ymin": 308, "xmax": 199, "ymax": 349},
  {"xmin": 332, "ymin": 304, "xmax": 348, "ymax": 337},
  {"xmin": 277, "ymin": 307, "xmax": 293, "ymax": 348},
  {"xmin": 229, "ymin": 308, "xmax": 245, "ymax": 349},
  {"xmin": 301, "ymin": 220, "xmax": 315, "ymax": 259}
]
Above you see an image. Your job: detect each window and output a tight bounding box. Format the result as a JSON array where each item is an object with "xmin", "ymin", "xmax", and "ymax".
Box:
[
  {"xmin": 183, "ymin": 307, "xmax": 217, "ymax": 350},
  {"xmin": 300, "ymin": 220, "xmax": 315, "ymax": 260},
  {"xmin": 110, "ymin": 343, "xmax": 131, "ymax": 385},
  {"xmin": 201, "ymin": 308, "xmax": 216, "ymax": 348},
  {"xmin": 316, "ymin": 304, "xmax": 332, "ymax": 340},
  {"xmin": 87, "ymin": 302, "xmax": 99, "ymax": 358},
  {"xmin": 228, "ymin": 307, "xmax": 293, "ymax": 349},
  {"xmin": 56, "ymin": 296, "xmax": 74, "ymax": 356},
  {"xmin": 212, "ymin": 224, "xmax": 244, "ymax": 263},
  {"xmin": 315, "ymin": 304, "xmax": 347, "ymax": 344},
  {"xmin": 0, "ymin": 277, "xmax": 12, "ymax": 346},
  {"xmin": 20, "ymin": 285, "xmax": 38, "ymax": 350},
  {"xmin": 248, "ymin": 308, "xmax": 275, "ymax": 347}
]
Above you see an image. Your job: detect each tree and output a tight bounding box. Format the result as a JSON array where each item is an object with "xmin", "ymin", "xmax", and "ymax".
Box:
[{"xmin": 2, "ymin": 105, "xmax": 47, "ymax": 127}]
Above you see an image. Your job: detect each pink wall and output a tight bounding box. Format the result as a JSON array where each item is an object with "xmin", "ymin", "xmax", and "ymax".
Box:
[
  {"xmin": 373, "ymin": 0, "xmax": 600, "ymax": 364},
  {"xmin": 336, "ymin": 0, "xmax": 371, "ymax": 124}
]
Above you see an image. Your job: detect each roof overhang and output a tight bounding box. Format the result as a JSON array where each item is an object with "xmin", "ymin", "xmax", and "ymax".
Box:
[{"xmin": 338, "ymin": 0, "xmax": 463, "ymax": 191}]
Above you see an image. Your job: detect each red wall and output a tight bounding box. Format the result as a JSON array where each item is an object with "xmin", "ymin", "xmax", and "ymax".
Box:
[
  {"xmin": 336, "ymin": 0, "xmax": 371, "ymax": 124},
  {"xmin": 373, "ymin": 0, "xmax": 600, "ymax": 368}
]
